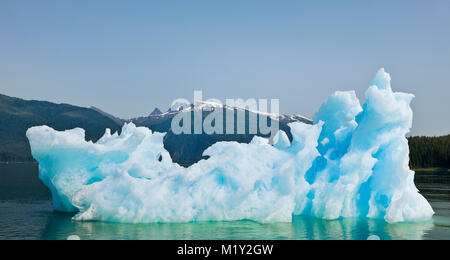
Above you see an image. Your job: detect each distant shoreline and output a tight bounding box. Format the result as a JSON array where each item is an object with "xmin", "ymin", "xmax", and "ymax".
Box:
[
  {"xmin": 1, "ymin": 161, "xmax": 449, "ymax": 173},
  {"xmin": 0, "ymin": 161, "xmax": 38, "ymax": 165},
  {"xmin": 413, "ymin": 167, "xmax": 450, "ymax": 172}
]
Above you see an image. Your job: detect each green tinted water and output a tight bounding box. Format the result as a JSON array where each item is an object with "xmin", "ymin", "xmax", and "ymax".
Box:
[{"xmin": 0, "ymin": 163, "xmax": 449, "ymax": 240}]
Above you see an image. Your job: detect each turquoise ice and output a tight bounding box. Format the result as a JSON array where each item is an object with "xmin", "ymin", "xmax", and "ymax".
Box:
[{"xmin": 26, "ymin": 69, "xmax": 434, "ymax": 223}]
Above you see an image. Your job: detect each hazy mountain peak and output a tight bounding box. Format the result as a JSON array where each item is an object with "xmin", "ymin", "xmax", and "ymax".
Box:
[{"xmin": 150, "ymin": 108, "xmax": 162, "ymax": 116}]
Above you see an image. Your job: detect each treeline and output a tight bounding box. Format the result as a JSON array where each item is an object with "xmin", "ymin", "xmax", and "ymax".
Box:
[{"xmin": 408, "ymin": 135, "xmax": 450, "ymax": 169}]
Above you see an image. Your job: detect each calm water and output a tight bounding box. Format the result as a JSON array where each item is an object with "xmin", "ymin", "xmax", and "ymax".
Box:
[{"xmin": 0, "ymin": 163, "xmax": 449, "ymax": 240}]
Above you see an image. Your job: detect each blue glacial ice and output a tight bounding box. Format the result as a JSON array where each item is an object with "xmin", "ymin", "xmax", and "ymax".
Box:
[{"xmin": 26, "ymin": 69, "xmax": 434, "ymax": 223}]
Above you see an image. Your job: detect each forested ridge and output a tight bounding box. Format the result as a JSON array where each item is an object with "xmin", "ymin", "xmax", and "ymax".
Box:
[{"xmin": 408, "ymin": 135, "xmax": 450, "ymax": 169}]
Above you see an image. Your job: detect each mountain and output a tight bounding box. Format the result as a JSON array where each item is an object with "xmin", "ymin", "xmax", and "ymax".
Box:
[
  {"xmin": 0, "ymin": 93, "xmax": 313, "ymax": 167},
  {"xmin": 1, "ymin": 93, "xmax": 446, "ymax": 169},
  {"xmin": 0, "ymin": 94, "xmax": 122, "ymax": 162},
  {"xmin": 129, "ymin": 102, "xmax": 313, "ymax": 166},
  {"xmin": 130, "ymin": 101, "xmax": 312, "ymax": 132},
  {"xmin": 150, "ymin": 108, "xmax": 162, "ymax": 116}
]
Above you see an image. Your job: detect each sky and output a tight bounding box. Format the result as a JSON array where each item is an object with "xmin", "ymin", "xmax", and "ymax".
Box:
[{"xmin": 0, "ymin": 0, "xmax": 449, "ymax": 136}]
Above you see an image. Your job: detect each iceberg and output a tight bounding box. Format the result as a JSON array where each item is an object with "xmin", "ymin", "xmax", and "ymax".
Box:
[{"xmin": 26, "ymin": 69, "xmax": 434, "ymax": 223}]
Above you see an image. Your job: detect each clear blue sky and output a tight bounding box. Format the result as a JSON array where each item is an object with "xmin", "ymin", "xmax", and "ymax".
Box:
[{"xmin": 1, "ymin": 0, "xmax": 449, "ymax": 136}]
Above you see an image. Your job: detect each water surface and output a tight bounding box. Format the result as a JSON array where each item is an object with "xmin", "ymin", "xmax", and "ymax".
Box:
[{"xmin": 0, "ymin": 163, "xmax": 449, "ymax": 240}]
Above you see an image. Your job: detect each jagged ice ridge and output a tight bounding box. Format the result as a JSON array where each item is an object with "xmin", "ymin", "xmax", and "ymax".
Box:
[{"xmin": 26, "ymin": 69, "xmax": 434, "ymax": 223}]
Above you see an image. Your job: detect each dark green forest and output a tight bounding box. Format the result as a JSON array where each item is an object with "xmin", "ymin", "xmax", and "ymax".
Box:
[{"xmin": 408, "ymin": 135, "xmax": 450, "ymax": 169}]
